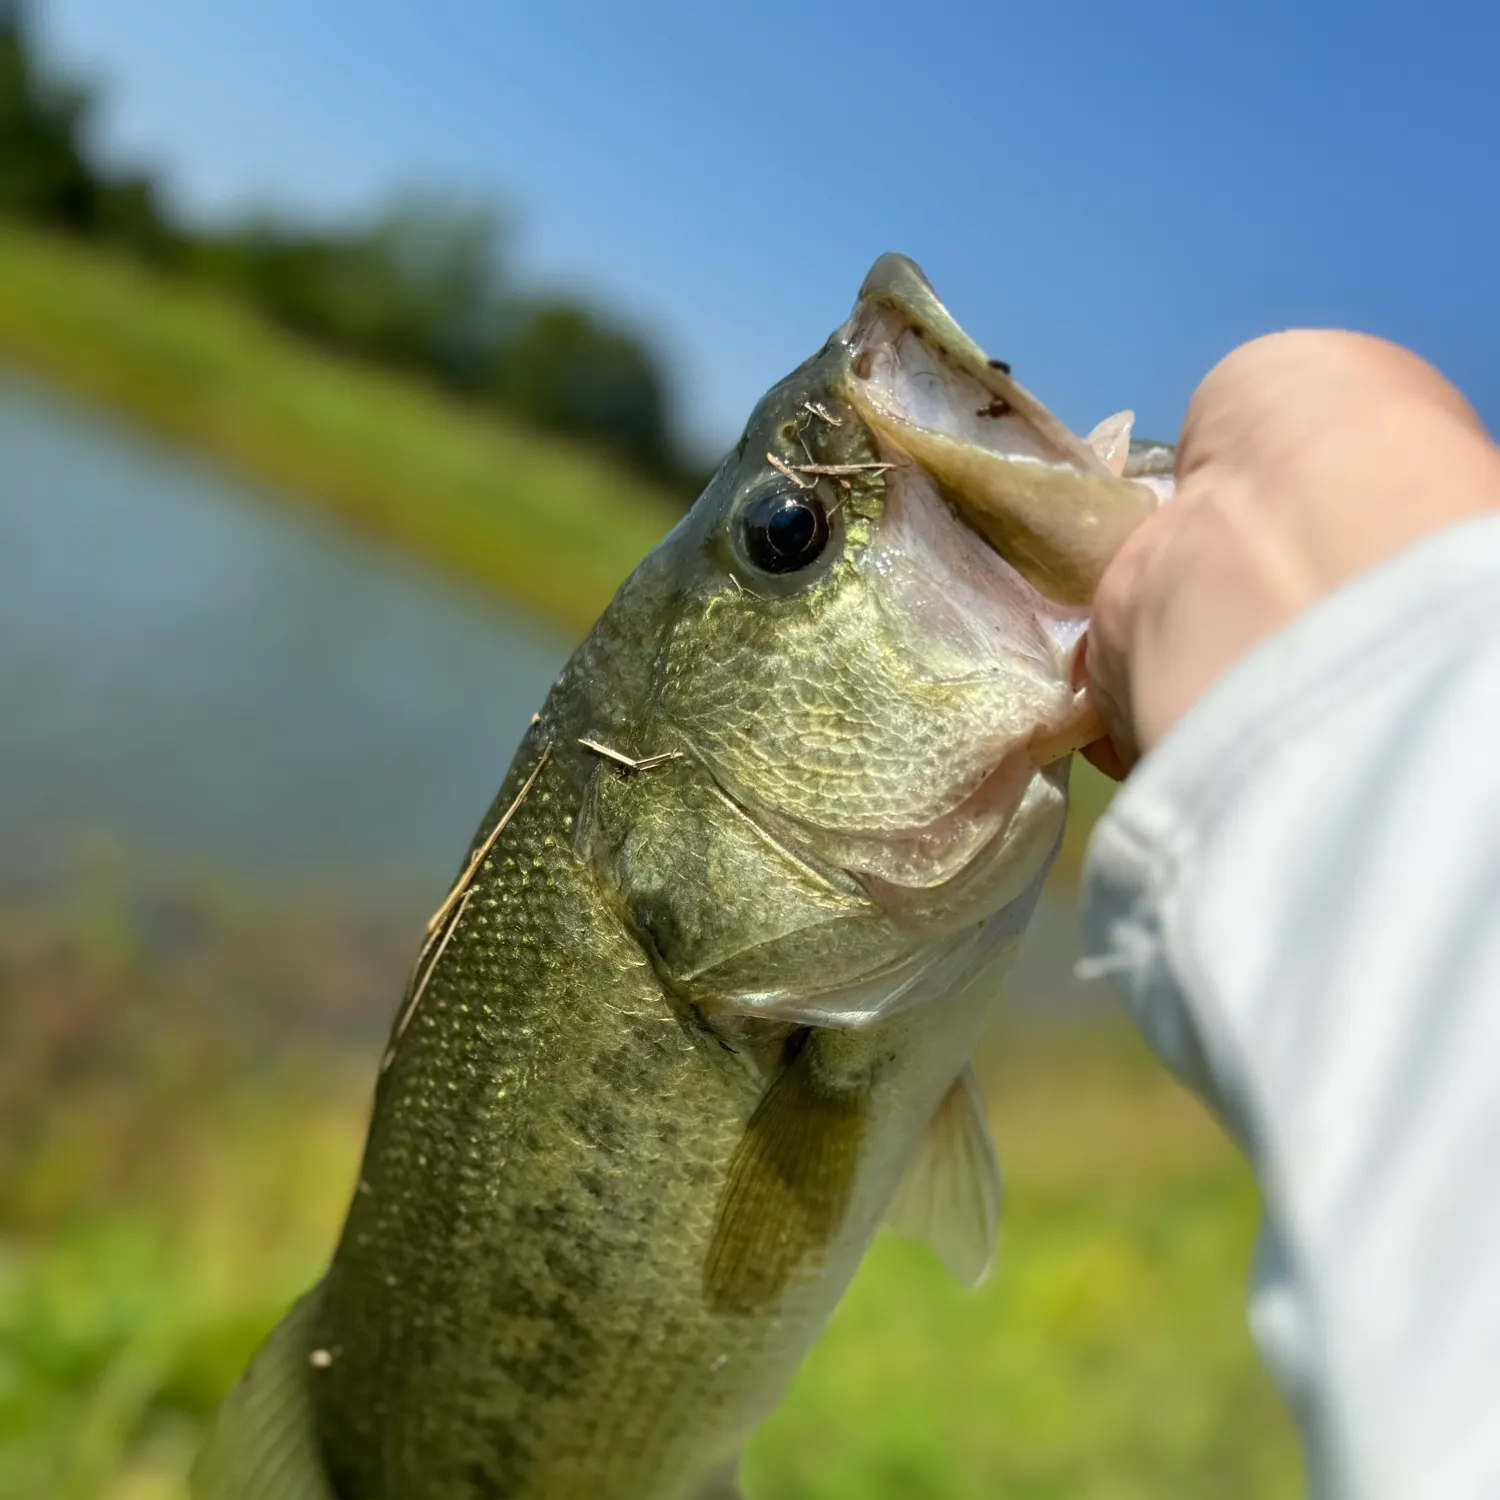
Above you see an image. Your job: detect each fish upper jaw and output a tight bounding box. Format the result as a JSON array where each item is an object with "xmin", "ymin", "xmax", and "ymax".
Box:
[{"xmin": 837, "ymin": 255, "xmax": 1162, "ymax": 608}]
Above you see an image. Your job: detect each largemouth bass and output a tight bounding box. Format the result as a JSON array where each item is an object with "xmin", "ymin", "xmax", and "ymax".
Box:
[{"xmin": 196, "ymin": 254, "xmax": 1165, "ymax": 1500}]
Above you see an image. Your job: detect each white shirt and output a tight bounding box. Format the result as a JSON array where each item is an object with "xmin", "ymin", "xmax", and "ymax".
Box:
[{"xmin": 1080, "ymin": 517, "xmax": 1500, "ymax": 1500}]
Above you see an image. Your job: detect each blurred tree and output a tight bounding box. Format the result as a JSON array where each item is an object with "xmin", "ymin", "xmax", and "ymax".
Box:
[
  {"xmin": 369, "ymin": 193, "xmax": 506, "ymax": 386},
  {"xmin": 490, "ymin": 300, "xmax": 677, "ymax": 479},
  {"xmin": 0, "ymin": 0, "xmax": 176, "ymax": 259},
  {"xmin": 211, "ymin": 194, "xmax": 506, "ymax": 384},
  {"xmin": 0, "ymin": 0, "xmax": 704, "ymax": 498},
  {"xmin": 0, "ymin": 0, "xmax": 95, "ymax": 229}
]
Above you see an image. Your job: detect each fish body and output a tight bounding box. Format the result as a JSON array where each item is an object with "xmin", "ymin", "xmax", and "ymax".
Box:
[{"xmin": 196, "ymin": 256, "xmax": 1163, "ymax": 1500}]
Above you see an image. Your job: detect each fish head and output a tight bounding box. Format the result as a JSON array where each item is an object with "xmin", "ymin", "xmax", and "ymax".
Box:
[{"xmin": 573, "ymin": 254, "xmax": 1161, "ymax": 1029}]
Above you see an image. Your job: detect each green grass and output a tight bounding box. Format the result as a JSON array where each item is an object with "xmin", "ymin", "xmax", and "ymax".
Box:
[
  {"xmin": 0, "ymin": 873, "xmax": 1298, "ymax": 1500},
  {"xmin": 0, "ymin": 223, "xmax": 680, "ymax": 638},
  {"xmin": 0, "ymin": 1065, "xmax": 366, "ymax": 1500}
]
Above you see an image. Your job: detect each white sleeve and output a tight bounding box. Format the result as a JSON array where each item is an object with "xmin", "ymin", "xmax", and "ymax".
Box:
[{"xmin": 1080, "ymin": 515, "xmax": 1500, "ymax": 1500}]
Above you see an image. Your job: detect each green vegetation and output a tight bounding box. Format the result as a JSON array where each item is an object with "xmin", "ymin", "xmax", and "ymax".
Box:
[
  {"xmin": 0, "ymin": 223, "xmax": 680, "ymax": 637},
  {"xmin": 1, "ymin": 1063, "xmax": 363, "ymax": 1500},
  {"xmin": 0, "ymin": 869, "xmax": 1295, "ymax": 1500},
  {"xmin": 0, "ymin": 3, "xmax": 702, "ymax": 493}
]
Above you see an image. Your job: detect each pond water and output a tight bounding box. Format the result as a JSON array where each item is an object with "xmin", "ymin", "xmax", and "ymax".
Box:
[
  {"xmin": 0, "ymin": 371, "xmax": 1103, "ymax": 1014},
  {"xmin": 0, "ymin": 373, "xmax": 568, "ymax": 890}
]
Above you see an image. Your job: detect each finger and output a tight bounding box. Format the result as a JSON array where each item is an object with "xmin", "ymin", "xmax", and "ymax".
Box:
[
  {"xmin": 1085, "ymin": 502, "xmax": 1180, "ymax": 772},
  {"xmin": 1179, "ymin": 333, "xmax": 1500, "ymax": 591},
  {"xmin": 1093, "ymin": 332, "xmax": 1500, "ymax": 761}
]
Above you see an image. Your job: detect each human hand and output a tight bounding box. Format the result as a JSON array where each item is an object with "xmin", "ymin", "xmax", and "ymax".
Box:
[{"xmin": 1084, "ymin": 331, "xmax": 1500, "ymax": 778}]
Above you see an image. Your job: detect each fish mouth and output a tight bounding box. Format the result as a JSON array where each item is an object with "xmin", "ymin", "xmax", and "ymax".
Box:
[{"xmin": 840, "ymin": 253, "xmax": 1163, "ymax": 608}]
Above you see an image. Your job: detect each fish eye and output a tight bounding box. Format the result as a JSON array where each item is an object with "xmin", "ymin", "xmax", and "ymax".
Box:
[{"xmin": 741, "ymin": 489, "xmax": 830, "ymax": 575}]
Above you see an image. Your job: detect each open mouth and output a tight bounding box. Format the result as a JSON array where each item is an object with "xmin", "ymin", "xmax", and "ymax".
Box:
[{"xmin": 841, "ymin": 254, "xmax": 1163, "ymax": 609}]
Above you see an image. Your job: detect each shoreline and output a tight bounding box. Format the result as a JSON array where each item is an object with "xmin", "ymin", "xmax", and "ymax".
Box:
[{"xmin": 0, "ymin": 223, "xmax": 679, "ymax": 640}]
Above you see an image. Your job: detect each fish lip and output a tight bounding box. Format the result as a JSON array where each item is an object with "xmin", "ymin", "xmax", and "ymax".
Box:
[
  {"xmin": 840, "ymin": 254, "xmax": 1160, "ymax": 606},
  {"xmin": 851, "ymin": 254, "xmax": 1111, "ymax": 476}
]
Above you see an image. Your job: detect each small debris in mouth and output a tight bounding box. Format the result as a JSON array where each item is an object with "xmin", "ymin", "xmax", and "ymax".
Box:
[
  {"xmin": 988, "ymin": 358, "xmax": 1012, "ymax": 374},
  {"xmin": 853, "ymin": 349, "xmax": 875, "ymax": 379},
  {"xmin": 977, "ymin": 398, "xmax": 1012, "ymax": 419}
]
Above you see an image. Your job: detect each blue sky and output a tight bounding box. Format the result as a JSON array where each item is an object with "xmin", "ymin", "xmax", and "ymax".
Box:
[{"xmin": 36, "ymin": 0, "xmax": 1500, "ymax": 460}]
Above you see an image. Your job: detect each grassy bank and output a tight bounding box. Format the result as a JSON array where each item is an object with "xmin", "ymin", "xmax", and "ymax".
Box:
[
  {"xmin": 0, "ymin": 871, "xmax": 1293, "ymax": 1500},
  {"xmin": 5, "ymin": 1026, "xmax": 1295, "ymax": 1500},
  {"xmin": 0, "ymin": 224, "xmax": 681, "ymax": 638}
]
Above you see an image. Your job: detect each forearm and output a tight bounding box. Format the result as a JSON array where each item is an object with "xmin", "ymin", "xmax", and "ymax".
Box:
[{"xmin": 1081, "ymin": 515, "xmax": 1500, "ymax": 1499}]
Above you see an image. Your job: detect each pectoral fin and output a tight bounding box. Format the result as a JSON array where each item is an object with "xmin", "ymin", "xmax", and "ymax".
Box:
[
  {"xmin": 886, "ymin": 1066, "xmax": 1002, "ymax": 1288},
  {"xmin": 191, "ymin": 1289, "xmax": 336, "ymax": 1500},
  {"xmin": 705, "ymin": 1034, "xmax": 866, "ymax": 1314}
]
